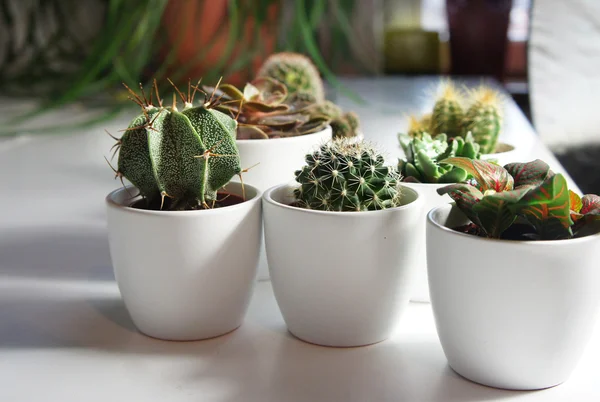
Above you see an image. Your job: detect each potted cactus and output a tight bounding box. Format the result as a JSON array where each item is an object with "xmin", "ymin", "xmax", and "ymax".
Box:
[
  {"xmin": 407, "ymin": 81, "xmax": 518, "ymax": 166},
  {"xmin": 105, "ymin": 81, "xmax": 262, "ymax": 341},
  {"xmin": 263, "ymin": 139, "xmax": 424, "ymax": 347},
  {"xmin": 207, "ymin": 52, "xmax": 361, "ymax": 280},
  {"xmin": 427, "ymin": 157, "xmax": 600, "ymax": 390},
  {"xmin": 397, "ymin": 132, "xmax": 481, "ymax": 302}
]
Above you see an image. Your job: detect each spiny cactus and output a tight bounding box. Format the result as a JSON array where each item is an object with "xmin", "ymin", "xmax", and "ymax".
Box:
[
  {"xmin": 431, "ymin": 81, "xmax": 464, "ymax": 137},
  {"xmin": 461, "ymin": 86, "xmax": 502, "ymax": 154},
  {"xmin": 257, "ymin": 52, "xmax": 325, "ymax": 102},
  {"xmin": 398, "ymin": 132, "xmax": 481, "ymax": 183},
  {"xmin": 109, "ymin": 80, "xmax": 241, "ymax": 211},
  {"xmin": 294, "ymin": 139, "xmax": 402, "ymax": 211},
  {"xmin": 407, "ymin": 114, "xmax": 431, "ymax": 139}
]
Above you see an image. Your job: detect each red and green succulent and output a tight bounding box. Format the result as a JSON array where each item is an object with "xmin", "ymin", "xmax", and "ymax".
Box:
[{"xmin": 437, "ymin": 158, "xmax": 600, "ymax": 240}]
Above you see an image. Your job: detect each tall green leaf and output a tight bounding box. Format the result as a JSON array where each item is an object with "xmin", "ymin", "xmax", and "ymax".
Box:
[
  {"xmin": 504, "ymin": 160, "xmax": 552, "ymax": 188},
  {"xmin": 472, "ymin": 186, "xmax": 532, "ymax": 238},
  {"xmin": 437, "ymin": 183, "xmax": 484, "ymax": 227}
]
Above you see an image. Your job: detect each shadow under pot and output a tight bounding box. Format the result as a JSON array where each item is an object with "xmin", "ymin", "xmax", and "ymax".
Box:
[
  {"xmin": 105, "ymin": 182, "xmax": 262, "ymax": 341},
  {"xmin": 263, "ymin": 184, "xmax": 424, "ymax": 347},
  {"xmin": 427, "ymin": 203, "xmax": 600, "ymax": 390}
]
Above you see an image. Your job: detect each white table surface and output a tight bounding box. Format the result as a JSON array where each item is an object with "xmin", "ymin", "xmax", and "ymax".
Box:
[{"xmin": 1, "ymin": 76, "xmax": 598, "ymax": 402}]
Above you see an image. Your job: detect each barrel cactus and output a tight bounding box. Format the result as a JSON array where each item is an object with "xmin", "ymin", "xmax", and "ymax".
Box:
[
  {"xmin": 294, "ymin": 139, "xmax": 402, "ymax": 211},
  {"xmin": 398, "ymin": 132, "xmax": 481, "ymax": 183},
  {"xmin": 430, "ymin": 81, "xmax": 464, "ymax": 137},
  {"xmin": 461, "ymin": 86, "xmax": 502, "ymax": 154},
  {"xmin": 110, "ymin": 80, "xmax": 241, "ymax": 211},
  {"xmin": 257, "ymin": 52, "xmax": 325, "ymax": 102}
]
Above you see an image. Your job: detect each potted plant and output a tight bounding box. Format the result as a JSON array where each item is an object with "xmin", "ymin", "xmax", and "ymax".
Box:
[
  {"xmin": 207, "ymin": 52, "xmax": 361, "ymax": 279},
  {"xmin": 263, "ymin": 139, "xmax": 424, "ymax": 347},
  {"xmin": 407, "ymin": 81, "xmax": 518, "ymax": 166},
  {"xmin": 427, "ymin": 157, "xmax": 600, "ymax": 390},
  {"xmin": 397, "ymin": 131, "xmax": 481, "ymax": 302},
  {"xmin": 105, "ymin": 81, "xmax": 262, "ymax": 341}
]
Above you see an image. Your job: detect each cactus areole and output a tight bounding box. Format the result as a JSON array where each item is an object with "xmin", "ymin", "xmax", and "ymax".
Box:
[{"xmin": 108, "ymin": 80, "xmax": 243, "ymax": 211}]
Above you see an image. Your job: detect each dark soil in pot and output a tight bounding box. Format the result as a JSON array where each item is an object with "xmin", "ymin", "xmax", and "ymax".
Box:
[{"xmin": 454, "ymin": 223, "xmax": 537, "ymax": 241}]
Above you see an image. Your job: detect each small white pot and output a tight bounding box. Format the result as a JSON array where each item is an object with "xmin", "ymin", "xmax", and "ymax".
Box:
[
  {"xmin": 482, "ymin": 142, "xmax": 520, "ymax": 167},
  {"xmin": 427, "ymin": 204, "xmax": 600, "ymax": 390},
  {"xmin": 399, "ymin": 182, "xmax": 450, "ymax": 302},
  {"xmin": 106, "ymin": 182, "xmax": 262, "ymax": 341},
  {"xmin": 263, "ymin": 184, "xmax": 424, "ymax": 347},
  {"xmin": 234, "ymin": 126, "xmax": 332, "ymax": 280}
]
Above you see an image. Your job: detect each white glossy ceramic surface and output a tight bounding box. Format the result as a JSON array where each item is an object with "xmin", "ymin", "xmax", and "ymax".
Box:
[
  {"xmin": 399, "ymin": 182, "xmax": 450, "ymax": 302},
  {"xmin": 263, "ymin": 184, "xmax": 424, "ymax": 347},
  {"xmin": 427, "ymin": 204, "xmax": 600, "ymax": 390},
  {"xmin": 106, "ymin": 182, "xmax": 262, "ymax": 341},
  {"xmin": 483, "ymin": 142, "xmax": 521, "ymax": 167},
  {"xmin": 234, "ymin": 126, "xmax": 332, "ymax": 280}
]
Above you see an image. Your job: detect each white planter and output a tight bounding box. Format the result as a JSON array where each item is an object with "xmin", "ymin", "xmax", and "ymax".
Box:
[
  {"xmin": 427, "ymin": 204, "xmax": 600, "ymax": 390},
  {"xmin": 234, "ymin": 126, "xmax": 332, "ymax": 280},
  {"xmin": 263, "ymin": 184, "xmax": 424, "ymax": 347},
  {"xmin": 106, "ymin": 182, "xmax": 262, "ymax": 341},
  {"xmin": 482, "ymin": 142, "xmax": 520, "ymax": 167},
  {"xmin": 400, "ymin": 182, "xmax": 450, "ymax": 302}
]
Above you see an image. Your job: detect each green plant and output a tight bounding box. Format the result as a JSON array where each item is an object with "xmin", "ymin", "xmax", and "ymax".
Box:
[
  {"xmin": 206, "ymin": 77, "xmax": 330, "ymax": 139},
  {"xmin": 430, "ymin": 82, "xmax": 464, "ymax": 137},
  {"xmin": 294, "ymin": 139, "xmax": 402, "ymax": 211},
  {"xmin": 437, "ymin": 158, "xmax": 600, "ymax": 240},
  {"xmin": 397, "ymin": 132, "xmax": 481, "ymax": 183},
  {"xmin": 329, "ymin": 111, "xmax": 361, "ymax": 139},
  {"xmin": 109, "ymin": 80, "xmax": 241, "ymax": 211},
  {"xmin": 257, "ymin": 52, "xmax": 325, "ymax": 102},
  {"xmin": 461, "ymin": 86, "xmax": 502, "ymax": 154}
]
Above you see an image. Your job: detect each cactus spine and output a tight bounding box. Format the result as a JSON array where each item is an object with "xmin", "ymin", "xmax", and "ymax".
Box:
[
  {"xmin": 461, "ymin": 86, "xmax": 502, "ymax": 154},
  {"xmin": 112, "ymin": 81, "xmax": 241, "ymax": 211},
  {"xmin": 431, "ymin": 82, "xmax": 464, "ymax": 137},
  {"xmin": 294, "ymin": 139, "xmax": 402, "ymax": 211}
]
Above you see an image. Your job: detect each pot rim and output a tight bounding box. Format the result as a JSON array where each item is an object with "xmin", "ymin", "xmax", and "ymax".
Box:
[
  {"xmin": 483, "ymin": 141, "xmax": 516, "ymax": 156},
  {"xmin": 263, "ymin": 183, "xmax": 422, "ymax": 217},
  {"xmin": 427, "ymin": 203, "xmax": 600, "ymax": 245},
  {"xmin": 106, "ymin": 181, "xmax": 262, "ymax": 217},
  {"xmin": 235, "ymin": 125, "xmax": 331, "ymax": 144}
]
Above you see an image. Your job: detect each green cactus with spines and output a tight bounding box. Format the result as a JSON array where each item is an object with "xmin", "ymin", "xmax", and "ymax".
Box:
[
  {"xmin": 407, "ymin": 114, "xmax": 431, "ymax": 139},
  {"xmin": 431, "ymin": 82, "xmax": 464, "ymax": 137},
  {"xmin": 344, "ymin": 111, "xmax": 360, "ymax": 132},
  {"xmin": 112, "ymin": 81, "xmax": 241, "ymax": 211},
  {"xmin": 461, "ymin": 86, "xmax": 502, "ymax": 154},
  {"xmin": 398, "ymin": 132, "xmax": 481, "ymax": 183},
  {"xmin": 257, "ymin": 52, "xmax": 325, "ymax": 102},
  {"xmin": 294, "ymin": 139, "xmax": 402, "ymax": 211}
]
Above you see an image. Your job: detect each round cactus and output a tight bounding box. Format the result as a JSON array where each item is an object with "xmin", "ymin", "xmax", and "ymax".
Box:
[
  {"xmin": 430, "ymin": 81, "xmax": 464, "ymax": 137},
  {"xmin": 294, "ymin": 140, "xmax": 402, "ymax": 211},
  {"xmin": 112, "ymin": 81, "xmax": 241, "ymax": 210},
  {"xmin": 257, "ymin": 52, "xmax": 325, "ymax": 102},
  {"xmin": 462, "ymin": 86, "xmax": 502, "ymax": 154}
]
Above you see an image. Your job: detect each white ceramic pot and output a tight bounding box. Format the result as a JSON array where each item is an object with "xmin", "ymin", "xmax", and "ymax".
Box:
[
  {"xmin": 263, "ymin": 184, "xmax": 424, "ymax": 347},
  {"xmin": 234, "ymin": 126, "xmax": 332, "ymax": 280},
  {"xmin": 482, "ymin": 142, "xmax": 520, "ymax": 167},
  {"xmin": 399, "ymin": 182, "xmax": 450, "ymax": 302},
  {"xmin": 427, "ymin": 204, "xmax": 600, "ymax": 390},
  {"xmin": 106, "ymin": 182, "xmax": 262, "ymax": 341}
]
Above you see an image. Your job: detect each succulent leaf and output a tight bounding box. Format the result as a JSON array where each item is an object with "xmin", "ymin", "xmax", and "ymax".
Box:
[
  {"xmin": 504, "ymin": 160, "xmax": 552, "ymax": 188},
  {"xmin": 440, "ymin": 157, "xmax": 513, "ymax": 192}
]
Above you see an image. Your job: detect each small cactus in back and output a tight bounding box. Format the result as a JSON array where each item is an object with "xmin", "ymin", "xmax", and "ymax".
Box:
[
  {"xmin": 294, "ymin": 139, "xmax": 402, "ymax": 211},
  {"xmin": 257, "ymin": 52, "xmax": 325, "ymax": 102},
  {"xmin": 398, "ymin": 132, "xmax": 481, "ymax": 183},
  {"xmin": 109, "ymin": 80, "xmax": 241, "ymax": 211},
  {"xmin": 407, "ymin": 114, "xmax": 431, "ymax": 139},
  {"xmin": 330, "ymin": 111, "xmax": 361, "ymax": 139},
  {"xmin": 461, "ymin": 86, "xmax": 502, "ymax": 154},
  {"xmin": 431, "ymin": 82, "xmax": 464, "ymax": 137}
]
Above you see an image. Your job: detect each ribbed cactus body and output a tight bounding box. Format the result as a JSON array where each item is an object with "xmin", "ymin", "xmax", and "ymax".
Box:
[
  {"xmin": 294, "ymin": 140, "xmax": 402, "ymax": 211},
  {"xmin": 431, "ymin": 84, "xmax": 464, "ymax": 137},
  {"xmin": 462, "ymin": 88, "xmax": 502, "ymax": 154},
  {"xmin": 398, "ymin": 132, "xmax": 481, "ymax": 183},
  {"xmin": 117, "ymin": 102, "xmax": 240, "ymax": 210},
  {"xmin": 257, "ymin": 52, "xmax": 325, "ymax": 102}
]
